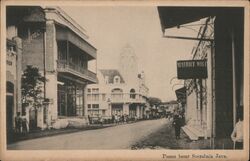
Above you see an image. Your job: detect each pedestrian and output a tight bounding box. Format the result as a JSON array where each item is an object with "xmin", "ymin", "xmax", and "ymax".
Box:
[
  {"xmin": 99, "ymin": 116, "xmax": 103, "ymax": 126},
  {"xmin": 15, "ymin": 112, "xmax": 22, "ymax": 135},
  {"xmin": 21, "ymin": 117, "xmax": 28, "ymax": 135},
  {"xmin": 88, "ymin": 115, "xmax": 92, "ymax": 124},
  {"xmin": 172, "ymin": 114, "xmax": 181, "ymax": 139},
  {"xmin": 121, "ymin": 115, "xmax": 124, "ymax": 123},
  {"xmin": 231, "ymin": 111, "xmax": 243, "ymax": 149},
  {"xmin": 112, "ymin": 114, "xmax": 115, "ymax": 124}
]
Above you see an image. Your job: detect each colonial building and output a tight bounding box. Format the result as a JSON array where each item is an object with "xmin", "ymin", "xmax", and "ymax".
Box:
[
  {"xmin": 6, "ymin": 28, "xmax": 22, "ymax": 141},
  {"xmin": 6, "ymin": 6, "xmax": 97, "ymax": 130},
  {"xmin": 86, "ymin": 45, "xmax": 149, "ymax": 120},
  {"xmin": 181, "ymin": 17, "xmax": 215, "ymax": 140},
  {"xmin": 158, "ymin": 7, "xmax": 244, "ymax": 146}
]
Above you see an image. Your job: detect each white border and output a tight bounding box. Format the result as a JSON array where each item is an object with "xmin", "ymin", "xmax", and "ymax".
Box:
[{"xmin": 1, "ymin": 1, "xmax": 249, "ymax": 161}]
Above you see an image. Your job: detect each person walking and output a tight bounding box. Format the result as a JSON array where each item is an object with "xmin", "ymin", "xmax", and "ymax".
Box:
[
  {"xmin": 111, "ymin": 114, "xmax": 115, "ymax": 124},
  {"xmin": 15, "ymin": 112, "xmax": 22, "ymax": 135},
  {"xmin": 88, "ymin": 115, "xmax": 92, "ymax": 125},
  {"xmin": 231, "ymin": 112, "xmax": 243, "ymax": 149},
  {"xmin": 173, "ymin": 113, "xmax": 181, "ymax": 139}
]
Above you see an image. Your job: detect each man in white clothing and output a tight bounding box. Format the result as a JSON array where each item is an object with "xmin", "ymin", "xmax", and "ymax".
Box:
[{"xmin": 231, "ymin": 112, "xmax": 243, "ymax": 149}]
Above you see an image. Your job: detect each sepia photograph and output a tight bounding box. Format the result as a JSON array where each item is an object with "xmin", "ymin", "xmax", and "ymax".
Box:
[{"xmin": 1, "ymin": 0, "xmax": 249, "ymax": 161}]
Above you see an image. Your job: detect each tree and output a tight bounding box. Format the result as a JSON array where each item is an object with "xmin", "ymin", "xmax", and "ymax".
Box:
[
  {"xmin": 148, "ymin": 97, "xmax": 162, "ymax": 107},
  {"xmin": 21, "ymin": 65, "xmax": 46, "ymax": 128}
]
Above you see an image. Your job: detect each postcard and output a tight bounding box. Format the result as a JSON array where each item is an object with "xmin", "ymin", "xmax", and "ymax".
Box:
[{"xmin": 0, "ymin": 0, "xmax": 249, "ymax": 161}]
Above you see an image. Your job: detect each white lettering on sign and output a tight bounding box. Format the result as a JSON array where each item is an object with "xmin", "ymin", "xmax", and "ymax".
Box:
[{"xmin": 177, "ymin": 60, "xmax": 207, "ymax": 68}]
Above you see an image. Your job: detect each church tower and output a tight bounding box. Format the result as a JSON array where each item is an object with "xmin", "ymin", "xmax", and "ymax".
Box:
[{"xmin": 119, "ymin": 44, "xmax": 138, "ymax": 85}]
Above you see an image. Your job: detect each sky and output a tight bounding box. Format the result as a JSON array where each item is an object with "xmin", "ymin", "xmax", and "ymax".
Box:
[{"xmin": 61, "ymin": 6, "xmax": 200, "ymax": 102}]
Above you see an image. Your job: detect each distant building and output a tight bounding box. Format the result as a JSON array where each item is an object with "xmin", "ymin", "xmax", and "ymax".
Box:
[
  {"xmin": 86, "ymin": 45, "xmax": 149, "ymax": 120},
  {"xmin": 160, "ymin": 101, "xmax": 179, "ymax": 114}
]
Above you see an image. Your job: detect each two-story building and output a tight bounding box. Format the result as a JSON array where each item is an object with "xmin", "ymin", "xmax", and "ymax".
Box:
[
  {"xmin": 6, "ymin": 6, "xmax": 97, "ymax": 130},
  {"xmin": 6, "ymin": 23, "xmax": 23, "ymax": 141},
  {"xmin": 86, "ymin": 45, "xmax": 149, "ymax": 120}
]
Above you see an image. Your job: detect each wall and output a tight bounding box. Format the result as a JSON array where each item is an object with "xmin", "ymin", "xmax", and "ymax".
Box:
[
  {"xmin": 214, "ymin": 9, "xmax": 244, "ymax": 138},
  {"xmin": 21, "ymin": 24, "xmax": 45, "ymax": 71},
  {"xmin": 45, "ymin": 20, "xmax": 58, "ymax": 121}
]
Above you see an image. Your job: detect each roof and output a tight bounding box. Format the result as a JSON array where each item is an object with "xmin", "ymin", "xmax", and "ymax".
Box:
[
  {"xmin": 100, "ymin": 69, "xmax": 125, "ymax": 84},
  {"xmin": 157, "ymin": 7, "xmax": 243, "ymax": 32},
  {"xmin": 6, "ymin": 6, "xmax": 45, "ymax": 26},
  {"xmin": 161, "ymin": 100, "xmax": 179, "ymax": 105}
]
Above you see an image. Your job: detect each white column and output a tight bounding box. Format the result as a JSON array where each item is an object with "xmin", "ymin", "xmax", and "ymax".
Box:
[
  {"xmin": 45, "ymin": 74, "xmax": 58, "ymax": 120},
  {"xmin": 37, "ymin": 107, "xmax": 44, "ymax": 129},
  {"xmin": 232, "ymin": 31, "xmax": 237, "ymax": 126},
  {"xmin": 206, "ymin": 41, "xmax": 213, "ymax": 138},
  {"xmin": 123, "ymin": 104, "xmax": 129, "ymax": 115},
  {"xmin": 13, "ymin": 37, "xmax": 22, "ymax": 115},
  {"xmin": 136, "ymin": 105, "xmax": 140, "ymax": 118}
]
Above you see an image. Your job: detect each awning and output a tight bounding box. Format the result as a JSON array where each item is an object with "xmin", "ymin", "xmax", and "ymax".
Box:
[
  {"xmin": 158, "ymin": 7, "xmax": 215, "ymax": 32},
  {"xmin": 175, "ymin": 87, "xmax": 186, "ymax": 102},
  {"xmin": 56, "ymin": 24, "xmax": 97, "ymax": 59},
  {"xmin": 157, "ymin": 7, "xmax": 244, "ymax": 32}
]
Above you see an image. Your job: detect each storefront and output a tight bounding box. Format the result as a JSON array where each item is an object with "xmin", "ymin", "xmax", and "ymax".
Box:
[
  {"xmin": 111, "ymin": 103, "xmax": 123, "ymax": 116},
  {"xmin": 57, "ymin": 77, "xmax": 85, "ymax": 117},
  {"xmin": 158, "ymin": 7, "xmax": 244, "ymax": 140}
]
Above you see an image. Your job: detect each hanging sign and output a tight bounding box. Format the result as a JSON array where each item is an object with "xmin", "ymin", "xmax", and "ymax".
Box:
[{"xmin": 177, "ymin": 59, "xmax": 207, "ymax": 79}]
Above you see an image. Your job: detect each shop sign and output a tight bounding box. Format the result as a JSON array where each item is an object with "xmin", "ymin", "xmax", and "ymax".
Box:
[{"xmin": 177, "ymin": 59, "xmax": 207, "ymax": 79}]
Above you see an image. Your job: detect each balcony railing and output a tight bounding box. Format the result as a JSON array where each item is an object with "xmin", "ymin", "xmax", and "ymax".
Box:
[
  {"xmin": 87, "ymin": 93, "xmax": 147, "ymax": 104},
  {"xmin": 57, "ymin": 60, "xmax": 97, "ymax": 83}
]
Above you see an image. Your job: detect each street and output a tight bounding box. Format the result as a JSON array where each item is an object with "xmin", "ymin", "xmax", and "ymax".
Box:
[{"xmin": 8, "ymin": 118, "xmax": 168, "ymax": 150}]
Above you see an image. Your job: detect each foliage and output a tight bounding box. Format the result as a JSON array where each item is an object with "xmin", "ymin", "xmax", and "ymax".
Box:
[
  {"xmin": 148, "ymin": 97, "xmax": 162, "ymax": 107},
  {"xmin": 21, "ymin": 65, "xmax": 46, "ymax": 109}
]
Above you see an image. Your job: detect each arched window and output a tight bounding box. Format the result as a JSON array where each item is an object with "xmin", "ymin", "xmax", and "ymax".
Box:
[
  {"xmin": 113, "ymin": 75, "xmax": 120, "ymax": 84},
  {"xmin": 6, "ymin": 81, "xmax": 14, "ymax": 94},
  {"xmin": 111, "ymin": 88, "xmax": 123, "ymax": 100},
  {"xmin": 130, "ymin": 88, "xmax": 136, "ymax": 99},
  {"xmin": 112, "ymin": 88, "xmax": 123, "ymax": 93}
]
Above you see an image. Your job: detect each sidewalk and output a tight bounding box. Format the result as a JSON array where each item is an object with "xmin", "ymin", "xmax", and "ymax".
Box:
[
  {"xmin": 9, "ymin": 124, "xmax": 113, "ymax": 144},
  {"xmin": 9, "ymin": 119, "xmax": 148, "ymax": 144},
  {"xmin": 131, "ymin": 119, "xmax": 234, "ymax": 149}
]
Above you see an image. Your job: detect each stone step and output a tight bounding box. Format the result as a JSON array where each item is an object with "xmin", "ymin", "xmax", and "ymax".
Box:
[
  {"xmin": 189, "ymin": 126, "xmax": 205, "ymax": 138},
  {"xmin": 182, "ymin": 126, "xmax": 199, "ymax": 140}
]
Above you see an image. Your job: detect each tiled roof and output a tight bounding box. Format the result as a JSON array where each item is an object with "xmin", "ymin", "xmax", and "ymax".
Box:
[{"xmin": 100, "ymin": 69, "xmax": 125, "ymax": 84}]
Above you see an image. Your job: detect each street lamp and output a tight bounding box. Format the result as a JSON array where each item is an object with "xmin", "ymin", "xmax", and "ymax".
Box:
[{"xmin": 171, "ymin": 83, "xmax": 184, "ymax": 91}]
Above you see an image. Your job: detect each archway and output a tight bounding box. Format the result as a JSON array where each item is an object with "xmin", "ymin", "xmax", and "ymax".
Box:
[
  {"xmin": 130, "ymin": 88, "xmax": 136, "ymax": 99},
  {"xmin": 6, "ymin": 81, "xmax": 14, "ymax": 143}
]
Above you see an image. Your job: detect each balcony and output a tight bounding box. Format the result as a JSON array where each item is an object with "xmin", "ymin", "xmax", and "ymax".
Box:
[
  {"xmin": 57, "ymin": 60, "xmax": 97, "ymax": 83},
  {"xmin": 111, "ymin": 93, "xmax": 147, "ymax": 104},
  {"xmin": 87, "ymin": 93, "xmax": 147, "ymax": 104}
]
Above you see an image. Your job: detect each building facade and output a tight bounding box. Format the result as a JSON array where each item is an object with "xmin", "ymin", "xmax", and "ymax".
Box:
[
  {"xmin": 183, "ymin": 17, "xmax": 214, "ymax": 140},
  {"xmin": 158, "ymin": 7, "xmax": 244, "ymax": 144},
  {"xmin": 86, "ymin": 45, "xmax": 149, "ymax": 120},
  {"xmin": 6, "ymin": 34, "xmax": 22, "ymax": 141},
  {"xmin": 6, "ymin": 6, "xmax": 97, "ymax": 130}
]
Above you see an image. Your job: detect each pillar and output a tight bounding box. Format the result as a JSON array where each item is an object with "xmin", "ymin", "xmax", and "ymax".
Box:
[
  {"xmin": 45, "ymin": 20, "xmax": 58, "ymax": 122},
  {"xmin": 123, "ymin": 104, "xmax": 129, "ymax": 115},
  {"xmin": 206, "ymin": 40, "xmax": 213, "ymax": 138},
  {"xmin": 136, "ymin": 105, "xmax": 140, "ymax": 118},
  {"xmin": 13, "ymin": 37, "xmax": 22, "ymax": 115}
]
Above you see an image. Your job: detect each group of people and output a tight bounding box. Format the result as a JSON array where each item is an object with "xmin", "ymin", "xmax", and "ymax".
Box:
[
  {"xmin": 15, "ymin": 112, "xmax": 29, "ymax": 135},
  {"xmin": 112, "ymin": 114, "xmax": 132, "ymax": 124}
]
